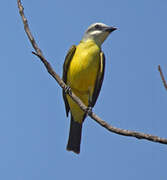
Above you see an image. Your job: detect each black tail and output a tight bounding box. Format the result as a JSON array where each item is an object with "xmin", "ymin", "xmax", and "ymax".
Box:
[{"xmin": 66, "ymin": 116, "xmax": 82, "ymax": 154}]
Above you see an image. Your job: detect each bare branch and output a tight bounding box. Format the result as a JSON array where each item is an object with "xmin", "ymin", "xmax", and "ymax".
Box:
[
  {"xmin": 158, "ymin": 65, "xmax": 167, "ymax": 90},
  {"xmin": 17, "ymin": 0, "xmax": 167, "ymax": 145}
]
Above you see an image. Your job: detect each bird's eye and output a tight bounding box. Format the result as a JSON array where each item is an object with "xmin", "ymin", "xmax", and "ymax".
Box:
[{"xmin": 95, "ymin": 24, "xmax": 100, "ymax": 29}]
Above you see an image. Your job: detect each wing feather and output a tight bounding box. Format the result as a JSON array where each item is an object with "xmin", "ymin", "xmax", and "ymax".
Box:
[
  {"xmin": 62, "ymin": 45, "xmax": 76, "ymax": 117},
  {"xmin": 90, "ymin": 52, "xmax": 105, "ymax": 107}
]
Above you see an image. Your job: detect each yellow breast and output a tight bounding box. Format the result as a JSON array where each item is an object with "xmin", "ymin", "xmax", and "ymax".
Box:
[{"xmin": 67, "ymin": 40, "xmax": 100, "ymax": 92}]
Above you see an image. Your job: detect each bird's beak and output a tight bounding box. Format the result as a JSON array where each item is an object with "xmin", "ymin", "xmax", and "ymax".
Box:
[{"xmin": 105, "ymin": 26, "xmax": 117, "ymax": 33}]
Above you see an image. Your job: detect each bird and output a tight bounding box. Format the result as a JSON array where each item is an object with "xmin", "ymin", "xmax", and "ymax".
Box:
[{"xmin": 62, "ymin": 22, "xmax": 117, "ymax": 154}]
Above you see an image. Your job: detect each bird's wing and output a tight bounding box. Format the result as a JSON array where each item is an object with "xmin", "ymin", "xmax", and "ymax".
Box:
[
  {"xmin": 62, "ymin": 45, "xmax": 76, "ymax": 117},
  {"xmin": 90, "ymin": 51, "xmax": 105, "ymax": 108}
]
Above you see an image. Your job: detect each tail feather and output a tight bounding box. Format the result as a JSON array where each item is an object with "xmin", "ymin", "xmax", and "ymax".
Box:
[{"xmin": 66, "ymin": 116, "xmax": 82, "ymax": 154}]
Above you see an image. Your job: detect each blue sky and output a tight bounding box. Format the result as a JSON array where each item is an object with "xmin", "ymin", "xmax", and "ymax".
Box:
[{"xmin": 0, "ymin": 0, "xmax": 167, "ymax": 179}]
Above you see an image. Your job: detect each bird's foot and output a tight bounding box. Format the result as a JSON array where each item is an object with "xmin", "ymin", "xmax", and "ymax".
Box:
[
  {"xmin": 64, "ymin": 85, "xmax": 72, "ymax": 95},
  {"xmin": 86, "ymin": 107, "xmax": 92, "ymax": 116}
]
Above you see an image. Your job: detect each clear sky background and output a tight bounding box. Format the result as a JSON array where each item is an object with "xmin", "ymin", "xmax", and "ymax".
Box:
[{"xmin": 0, "ymin": 0, "xmax": 167, "ymax": 179}]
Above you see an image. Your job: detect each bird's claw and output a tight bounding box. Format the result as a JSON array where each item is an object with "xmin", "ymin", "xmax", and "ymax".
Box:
[
  {"xmin": 64, "ymin": 85, "xmax": 72, "ymax": 95},
  {"xmin": 86, "ymin": 107, "xmax": 92, "ymax": 116}
]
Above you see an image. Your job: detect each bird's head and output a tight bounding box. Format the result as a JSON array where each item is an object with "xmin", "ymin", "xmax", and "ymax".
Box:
[{"xmin": 82, "ymin": 22, "xmax": 117, "ymax": 46}]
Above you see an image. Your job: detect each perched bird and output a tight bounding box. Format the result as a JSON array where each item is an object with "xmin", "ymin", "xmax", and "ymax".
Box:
[{"xmin": 62, "ymin": 22, "xmax": 116, "ymax": 154}]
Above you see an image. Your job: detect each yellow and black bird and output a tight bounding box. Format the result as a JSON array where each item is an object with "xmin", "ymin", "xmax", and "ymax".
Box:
[{"xmin": 62, "ymin": 22, "xmax": 116, "ymax": 154}]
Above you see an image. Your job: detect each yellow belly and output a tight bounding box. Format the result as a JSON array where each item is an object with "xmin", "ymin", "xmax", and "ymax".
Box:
[
  {"xmin": 67, "ymin": 40, "xmax": 100, "ymax": 123},
  {"xmin": 67, "ymin": 41, "xmax": 100, "ymax": 92}
]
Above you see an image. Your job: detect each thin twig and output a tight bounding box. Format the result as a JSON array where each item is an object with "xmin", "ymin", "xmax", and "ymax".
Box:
[
  {"xmin": 17, "ymin": 0, "xmax": 167, "ymax": 145},
  {"xmin": 158, "ymin": 65, "xmax": 167, "ymax": 90}
]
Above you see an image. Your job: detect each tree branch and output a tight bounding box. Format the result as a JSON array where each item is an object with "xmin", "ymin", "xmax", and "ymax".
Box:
[
  {"xmin": 158, "ymin": 65, "xmax": 167, "ymax": 90},
  {"xmin": 17, "ymin": 0, "xmax": 167, "ymax": 145}
]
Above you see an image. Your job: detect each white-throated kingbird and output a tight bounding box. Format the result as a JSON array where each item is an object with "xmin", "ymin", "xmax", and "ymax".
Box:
[{"xmin": 63, "ymin": 22, "xmax": 117, "ymax": 154}]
